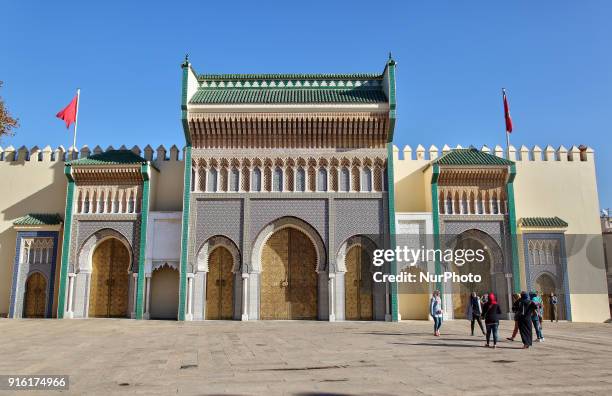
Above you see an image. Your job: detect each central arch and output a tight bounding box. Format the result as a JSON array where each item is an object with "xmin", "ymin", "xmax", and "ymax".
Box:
[
  {"xmin": 253, "ymin": 217, "xmax": 324, "ymax": 320},
  {"xmin": 89, "ymin": 238, "xmax": 131, "ymax": 318},
  {"xmin": 448, "ymin": 229, "xmax": 505, "ymax": 319}
]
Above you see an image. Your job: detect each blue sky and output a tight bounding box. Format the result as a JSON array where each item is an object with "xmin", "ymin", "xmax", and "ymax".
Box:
[{"xmin": 1, "ymin": 1, "xmax": 610, "ymax": 209}]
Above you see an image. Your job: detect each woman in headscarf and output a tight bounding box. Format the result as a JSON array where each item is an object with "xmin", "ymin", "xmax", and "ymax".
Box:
[
  {"xmin": 465, "ymin": 292, "xmax": 485, "ymax": 336},
  {"xmin": 517, "ymin": 291, "xmax": 537, "ymax": 349},
  {"xmin": 506, "ymin": 293, "xmax": 521, "ymax": 341},
  {"xmin": 482, "ymin": 292, "xmax": 502, "ymax": 348},
  {"xmin": 429, "ymin": 290, "xmax": 443, "ymax": 336}
]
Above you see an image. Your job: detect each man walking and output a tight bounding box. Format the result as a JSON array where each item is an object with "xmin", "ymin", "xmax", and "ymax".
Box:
[{"xmin": 550, "ymin": 292, "xmax": 559, "ymax": 322}]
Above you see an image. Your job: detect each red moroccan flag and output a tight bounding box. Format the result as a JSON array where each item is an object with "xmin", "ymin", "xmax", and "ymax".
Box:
[
  {"xmin": 56, "ymin": 94, "xmax": 78, "ymax": 128},
  {"xmin": 503, "ymin": 89, "xmax": 513, "ymax": 133}
]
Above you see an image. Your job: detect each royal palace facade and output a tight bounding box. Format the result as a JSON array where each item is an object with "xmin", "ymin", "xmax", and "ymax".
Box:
[{"xmin": 0, "ymin": 57, "xmax": 609, "ymax": 323}]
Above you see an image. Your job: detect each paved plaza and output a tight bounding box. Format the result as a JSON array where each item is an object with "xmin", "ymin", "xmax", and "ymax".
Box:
[{"xmin": 0, "ymin": 319, "xmax": 611, "ymax": 395}]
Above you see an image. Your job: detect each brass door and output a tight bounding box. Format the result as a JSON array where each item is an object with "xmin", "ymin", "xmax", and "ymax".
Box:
[
  {"xmin": 535, "ymin": 275, "xmax": 556, "ymax": 320},
  {"xmin": 260, "ymin": 228, "xmax": 317, "ymax": 320},
  {"xmin": 89, "ymin": 239, "xmax": 130, "ymax": 318},
  {"xmin": 206, "ymin": 247, "xmax": 234, "ymax": 320},
  {"xmin": 24, "ymin": 272, "xmax": 47, "ymax": 318},
  {"xmin": 344, "ymin": 245, "xmax": 373, "ymax": 320}
]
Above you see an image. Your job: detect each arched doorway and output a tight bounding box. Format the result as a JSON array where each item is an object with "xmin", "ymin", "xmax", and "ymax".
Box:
[
  {"xmin": 344, "ymin": 245, "xmax": 373, "ymax": 320},
  {"xmin": 450, "ymin": 236, "xmax": 492, "ymax": 319},
  {"xmin": 150, "ymin": 265, "xmax": 179, "ymax": 320},
  {"xmin": 535, "ymin": 274, "xmax": 556, "ymax": 321},
  {"xmin": 89, "ymin": 238, "xmax": 130, "ymax": 318},
  {"xmin": 24, "ymin": 272, "xmax": 47, "ymax": 318},
  {"xmin": 206, "ymin": 247, "xmax": 234, "ymax": 320},
  {"xmin": 260, "ymin": 227, "xmax": 318, "ymax": 320}
]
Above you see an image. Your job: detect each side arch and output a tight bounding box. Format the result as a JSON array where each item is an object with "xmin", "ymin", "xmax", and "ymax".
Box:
[
  {"xmin": 335, "ymin": 235, "xmax": 378, "ymax": 273},
  {"xmin": 77, "ymin": 228, "xmax": 133, "ymax": 273},
  {"xmin": 196, "ymin": 235, "xmax": 241, "ymax": 273}
]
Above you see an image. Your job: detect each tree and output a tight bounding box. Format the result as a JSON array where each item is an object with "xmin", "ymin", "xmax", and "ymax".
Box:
[{"xmin": 0, "ymin": 81, "xmax": 19, "ymax": 138}]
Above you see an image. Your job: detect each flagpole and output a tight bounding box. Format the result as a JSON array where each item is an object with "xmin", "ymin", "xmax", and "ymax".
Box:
[
  {"xmin": 73, "ymin": 88, "xmax": 80, "ymax": 151},
  {"xmin": 506, "ymin": 130, "xmax": 510, "ymax": 160},
  {"xmin": 503, "ymin": 88, "xmax": 510, "ymax": 159}
]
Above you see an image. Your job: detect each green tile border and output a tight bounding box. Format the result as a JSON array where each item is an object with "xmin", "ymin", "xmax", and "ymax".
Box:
[
  {"xmin": 178, "ymin": 145, "xmax": 192, "ymax": 321},
  {"xmin": 56, "ymin": 166, "xmax": 75, "ymax": 319},
  {"xmin": 506, "ymin": 164, "xmax": 521, "ymax": 292},
  {"xmin": 134, "ymin": 164, "xmax": 151, "ymax": 319},
  {"xmin": 386, "ymin": 143, "xmax": 398, "ymax": 321},
  {"xmin": 430, "ymin": 164, "xmax": 443, "ymax": 294}
]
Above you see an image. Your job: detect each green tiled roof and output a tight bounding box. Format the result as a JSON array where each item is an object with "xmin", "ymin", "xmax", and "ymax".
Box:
[
  {"xmin": 434, "ymin": 148, "xmax": 514, "ymax": 166},
  {"xmin": 520, "ymin": 217, "xmax": 569, "ymax": 228},
  {"xmin": 198, "ymin": 73, "xmax": 382, "ymax": 81},
  {"xmin": 191, "ymin": 72, "xmax": 387, "ymax": 105},
  {"xmin": 190, "ymin": 88, "xmax": 387, "ymax": 105},
  {"xmin": 68, "ymin": 150, "xmax": 148, "ymax": 166},
  {"xmin": 14, "ymin": 213, "xmax": 63, "ymax": 226}
]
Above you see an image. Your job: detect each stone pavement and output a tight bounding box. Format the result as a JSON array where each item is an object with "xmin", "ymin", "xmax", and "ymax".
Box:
[{"xmin": 0, "ymin": 319, "xmax": 611, "ymax": 395}]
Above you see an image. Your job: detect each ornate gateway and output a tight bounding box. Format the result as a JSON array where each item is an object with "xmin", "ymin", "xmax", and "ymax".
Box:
[{"xmin": 180, "ymin": 56, "xmax": 397, "ymax": 321}]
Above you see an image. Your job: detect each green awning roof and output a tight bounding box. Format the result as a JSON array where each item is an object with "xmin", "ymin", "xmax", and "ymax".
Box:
[
  {"xmin": 14, "ymin": 213, "xmax": 63, "ymax": 226},
  {"xmin": 520, "ymin": 217, "xmax": 569, "ymax": 228},
  {"xmin": 190, "ymin": 88, "xmax": 387, "ymax": 105},
  {"xmin": 198, "ymin": 73, "xmax": 382, "ymax": 81},
  {"xmin": 68, "ymin": 150, "xmax": 148, "ymax": 166},
  {"xmin": 190, "ymin": 73, "xmax": 388, "ymax": 105},
  {"xmin": 434, "ymin": 148, "xmax": 514, "ymax": 166}
]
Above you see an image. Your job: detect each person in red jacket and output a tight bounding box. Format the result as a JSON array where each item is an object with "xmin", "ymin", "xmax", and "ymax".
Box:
[{"xmin": 482, "ymin": 292, "xmax": 502, "ymax": 348}]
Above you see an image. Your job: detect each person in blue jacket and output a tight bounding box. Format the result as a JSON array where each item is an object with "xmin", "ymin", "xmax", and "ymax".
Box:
[
  {"xmin": 530, "ymin": 291, "xmax": 545, "ymax": 342},
  {"xmin": 430, "ymin": 290, "xmax": 443, "ymax": 336}
]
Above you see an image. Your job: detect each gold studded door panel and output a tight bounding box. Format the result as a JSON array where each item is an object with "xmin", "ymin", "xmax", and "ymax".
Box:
[
  {"xmin": 89, "ymin": 239, "xmax": 129, "ymax": 318},
  {"xmin": 345, "ymin": 246, "xmax": 373, "ymax": 321},
  {"xmin": 206, "ymin": 247, "xmax": 234, "ymax": 320},
  {"xmin": 24, "ymin": 272, "xmax": 47, "ymax": 318},
  {"xmin": 288, "ymin": 229, "xmax": 317, "ymax": 320},
  {"xmin": 260, "ymin": 229, "xmax": 290, "ymax": 320},
  {"xmin": 358, "ymin": 250, "xmax": 373, "ymax": 320},
  {"xmin": 90, "ymin": 239, "xmax": 111, "ymax": 317},
  {"xmin": 344, "ymin": 246, "xmax": 360, "ymax": 320},
  {"xmin": 108, "ymin": 239, "xmax": 129, "ymax": 318}
]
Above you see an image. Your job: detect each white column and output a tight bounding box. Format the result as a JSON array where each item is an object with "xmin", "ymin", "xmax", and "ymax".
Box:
[
  {"xmin": 506, "ymin": 273, "xmax": 513, "ymax": 315},
  {"xmin": 131, "ymin": 273, "xmax": 138, "ymax": 318},
  {"xmin": 328, "ymin": 273, "xmax": 336, "ymax": 322},
  {"xmin": 385, "ymin": 281, "xmax": 391, "ymax": 321},
  {"xmin": 472, "ymin": 199, "xmax": 477, "ymax": 215},
  {"xmin": 194, "ymin": 166, "xmax": 201, "ymax": 192},
  {"xmin": 144, "ymin": 274, "xmax": 152, "ymax": 319},
  {"xmin": 186, "ymin": 273, "xmax": 194, "ymax": 321},
  {"xmin": 459, "ymin": 199, "xmax": 464, "ymax": 214},
  {"xmin": 497, "ymin": 200, "xmax": 501, "ymax": 214},
  {"xmin": 241, "ymin": 274, "xmax": 249, "ymax": 321},
  {"xmin": 66, "ymin": 273, "xmax": 75, "ymax": 318},
  {"xmin": 451, "ymin": 197, "xmax": 457, "ymax": 215},
  {"xmin": 489, "ymin": 199, "xmax": 493, "ymax": 214}
]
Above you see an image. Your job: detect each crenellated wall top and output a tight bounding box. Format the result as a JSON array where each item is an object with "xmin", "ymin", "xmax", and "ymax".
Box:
[
  {"xmin": 392, "ymin": 144, "xmax": 594, "ymax": 163},
  {"xmin": 0, "ymin": 145, "xmax": 186, "ymax": 163}
]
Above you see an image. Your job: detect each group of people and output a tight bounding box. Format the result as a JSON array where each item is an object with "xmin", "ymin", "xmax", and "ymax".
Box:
[{"xmin": 429, "ymin": 290, "xmax": 557, "ymax": 349}]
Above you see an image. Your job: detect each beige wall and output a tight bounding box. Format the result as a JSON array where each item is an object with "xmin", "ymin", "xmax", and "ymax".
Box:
[
  {"xmin": 152, "ymin": 158, "xmax": 184, "ymax": 212},
  {"xmin": 0, "ymin": 147, "xmax": 68, "ymax": 315},
  {"xmin": 513, "ymin": 147, "xmax": 609, "ymax": 322},
  {"xmin": 0, "ymin": 145, "xmax": 184, "ymax": 316},
  {"xmin": 393, "ymin": 144, "xmax": 610, "ymax": 322}
]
